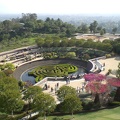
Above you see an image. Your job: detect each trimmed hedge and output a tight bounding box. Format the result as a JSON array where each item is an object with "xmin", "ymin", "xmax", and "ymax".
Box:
[{"xmin": 29, "ymin": 64, "xmax": 78, "ymax": 82}]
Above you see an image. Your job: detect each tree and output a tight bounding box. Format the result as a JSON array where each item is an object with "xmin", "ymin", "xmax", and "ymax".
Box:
[
  {"xmin": 60, "ymin": 39, "xmax": 68, "ymax": 47},
  {"xmin": 2, "ymin": 20, "xmax": 12, "ymax": 33},
  {"xmin": 21, "ymin": 13, "xmax": 37, "ymax": 22},
  {"xmin": 97, "ymin": 26, "xmax": 102, "ymax": 32},
  {"xmin": 100, "ymin": 29, "xmax": 104, "ymax": 36},
  {"xmin": 18, "ymin": 80, "xmax": 25, "ymax": 90},
  {"xmin": 82, "ymin": 53, "xmax": 90, "ymax": 60},
  {"xmin": 108, "ymin": 78, "xmax": 120, "ymax": 101},
  {"xmin": 35, "ymin": 38, "xmax": 45, "ymax": 47},
  {"xmin": 60, "ymin": 95, "xmax": 82, "ymax": 118},
  {"xmin": 108, "ymin": 63, "xmax": 120, "ymax": 101},
  {"xmin": 116, "ymin": 63, "xmax": 120, "ymax": 79},
  {"xmin": 32, "ymin": 93, "xmax": 56, "ymax": 120},
  {"xmin": 65, "ymin": 52, "xmax": 76, "ymax": 58},
  {"xmin": 112, "ymin": 43, "xmax": 120, "ymax": 54},
  {"xmin": 43, "ymin": 40, "xmax": 53, "ymax": 48},
  {"xmin": 89, "ymin": 21, "xmax": 98, "ymax": 34},
  {"xmin": 86, "ymin": 80, "xmax": 108, "ymax": 104},
  {"xmin": 103, "ymin": 28, "xmax": 106, "ymax": 34},
  {"xmin": 68, "ymin": 39, "xmax": 76, "ymax": 47},
  {"xmin": 84, "ymin": 73, "xmax": 106, "ymax": 81},
  {"xmin": 0, "ymin": 77, "xmax": 24, "ymax": 115},
  {"xmin": 112, "ymin": 27, "xmax": 117, "ymax": 35},
  {"xmin": 75, "ymin": 39, "xmax": 84, "ymax": 47},
  {"xmin": 93, "ymin": 21, "xmax": 98, "ymax": 34},
  {"xmin": 52, "ymin": 40, "xmax": 60, "ymax": 47},
  {"xmin": 77, "ymin": 23, "xmax": 89, "ymax": 33},
  {"xmin": 89, "ymin": 23, "xmax": 94, "ymax": 33},
  {"xmin": 101, "ymin": 43, "xmax": 113, "ymax": 52},
  {"xmin": 57, "ymin": 86, "xmax": 77, "ymax": 102},
  {"xmin": 0, "ymin": 71, "xmax": 6, "ymax": 78},
  {"xmin": 24, "ymin": 86, "xmax": 42, "ymax": 109}
]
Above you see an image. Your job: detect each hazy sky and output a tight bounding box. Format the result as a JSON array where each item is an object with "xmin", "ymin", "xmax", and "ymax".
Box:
[{"xmin": 0, "ymin": 0, "xmax": 120, "ymax": 15}]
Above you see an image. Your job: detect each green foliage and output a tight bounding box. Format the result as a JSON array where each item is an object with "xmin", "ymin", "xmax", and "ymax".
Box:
[
  {"xmin": 29, "ymin": 64, "xmax": 78, "ymax": 82},
  {"xmin": 82, "ymin": 101, "xmax": 94, "ymax": 110},
  {"xmin": 24, "ymin": 86, "xmax": 42, "ymax": 104},
  {"xmin": 0, "ymin": 112, "xmax": 8, "ymax": 120},
  {"xmin": 0, "ymin": 14, "xmax": 120, "ymax": 56},
  {"xmin": 112, "ymin": 27, "xmax": 117, "ymax": 34},
  {"xmin": 0, "ymin": 71, "xmax": 6, "ymax": 78},
  {"xmin": 0, "ymin": 63, "xmax": 15, "ymax": 71},
  {"xmin": 82, "ymin": 54, "xmax": 90, "ymax": 60},
  {"xmin": 18, "ymin": 81, "xmax": 25, "ymax": 90},
  {"xmin": 105, "ymin": 54, "xmax": 111, "ymax": 58},
  {"xmin": 65, "ymin": 52, "xmax": 76, "ymax": 58},
  {"xmin": 57, "ymin": 86, "xmax": 77, "ymax": 102},
  {"xmin": 89, "ymin": 21, "xmax": 98, "ymax": 33},
  {"xmin": 116, "ymin": 63, "xmax": 120, "ymax": 79},
  {"xmin": 32, "ymin": 93, "xmax": 56, "ymax": 118},
  {"xmin": 0, "ymin": 76, "xmax": 24, "ymax": 114},
  {"xmin": 108, "ymin": 101, "xmax": 120, "ymax": 106},
  {"xmin": 60, "ymin": 95, "xmax": 83, "ymax": 116},
  {"xmin": 43, "ymin": 52, "xmax": 58, "ymax": 59}
]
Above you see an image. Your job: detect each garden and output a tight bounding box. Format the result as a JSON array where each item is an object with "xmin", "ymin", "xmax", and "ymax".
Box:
[{"xmin": 28, "ymin": 63, "xmax": 78, "ymax": 82}]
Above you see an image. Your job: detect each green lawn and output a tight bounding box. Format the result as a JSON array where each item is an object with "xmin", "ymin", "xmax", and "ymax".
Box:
[{"xmin": 38, "ymin": 107, "xmax": 120, "ymax": 120}]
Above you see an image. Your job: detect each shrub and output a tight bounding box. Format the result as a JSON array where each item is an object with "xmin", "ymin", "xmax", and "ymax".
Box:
[
  {"xmin": 4, "ymin": 69, "xmax": 13, "ymax": 76},
  {"xmin": 105, "ymin": 54, "xmax": 111, "ymax": 58},
  {"xmin": 82, "ymin": 101, "xmax": 94, "ymax": 110},
  {"xmin": 108, "ymin": 101, "xmax": 120, "ymax": 106},
  {"xmin": 29, "ymin": 64, "xmax": 78, "ymax": 82},
  {"xmin": 93, "ymin": 103, "xmax": 101, "ymax": 109},
  {"xmin": 0, "ymin": 113, "xmax": 8, "ymax": 120}
]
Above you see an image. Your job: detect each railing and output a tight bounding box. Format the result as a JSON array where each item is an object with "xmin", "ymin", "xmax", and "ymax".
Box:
[
  {"xmin": 34, "ymin": 77, "xmax": 64, "ymax": 86},
  {"xmin": 88, "ymin": 56, "xmax": 106, "ymax": 72}
]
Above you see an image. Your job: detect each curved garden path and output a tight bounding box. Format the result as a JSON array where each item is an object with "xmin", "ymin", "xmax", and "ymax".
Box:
[{"xmin": 13, "ymin": 59, "xmax": 88, "ymax": 81}]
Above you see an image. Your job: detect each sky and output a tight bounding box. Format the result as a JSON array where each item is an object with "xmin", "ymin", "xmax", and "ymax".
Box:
[{"xmin": 0, "ymin": 0, "xmax": 120, "ymax": 15}]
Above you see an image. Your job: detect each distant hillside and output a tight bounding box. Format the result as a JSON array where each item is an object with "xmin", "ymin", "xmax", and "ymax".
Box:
[{"xmin": 1, "ymin": 13, "xmax": 120, "ymax": 33}]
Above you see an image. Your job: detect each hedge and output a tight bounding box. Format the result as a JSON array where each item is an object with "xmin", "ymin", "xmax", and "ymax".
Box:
[{"xmin": 29, "ymin": 64, "xmax": 78, "ymax": 82}]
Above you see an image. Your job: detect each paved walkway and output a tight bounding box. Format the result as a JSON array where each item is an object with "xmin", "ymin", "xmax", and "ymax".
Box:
[
  {"xmin": 36, "ymin": 78, "xmax": 85, "ymax": 103},
  {"xmin": 98, "ymin": 56, "xmax": 120, "ymax": 77}
]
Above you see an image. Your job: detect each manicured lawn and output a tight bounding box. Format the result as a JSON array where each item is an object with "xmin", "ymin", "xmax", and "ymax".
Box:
[{"xmin": 38, "ymin": 107, "xmax": 120, "ymax": 120}]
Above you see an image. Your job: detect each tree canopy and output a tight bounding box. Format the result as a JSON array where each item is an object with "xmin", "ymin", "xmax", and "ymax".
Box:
[
  {"xmin": 0, "ymin": 76, "xmax": 24, "ymax": 114},
  {"xmin": 57, "ymin": 86, "xmax": 77, "ymax": 102},
  {"xmin": 84, "ymin": 73, "xmax": 106, "ymax": 81},
  {"xmin": 60, "ymin": 94, "xmax": 82, "ymax": 117},
  {"xmin": 32, "ymin": 93, "xmax": 56, "ymax": 119}
]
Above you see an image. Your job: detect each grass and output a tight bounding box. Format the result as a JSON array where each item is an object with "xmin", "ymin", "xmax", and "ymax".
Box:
[{"xmin": 38, "ymin": 107, "xmax": 120, "ymax": 120}]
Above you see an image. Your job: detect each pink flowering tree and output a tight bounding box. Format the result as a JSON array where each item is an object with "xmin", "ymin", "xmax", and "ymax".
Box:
[
  {"xmin": 84, "ymin": 73, "xmax": 107, "ymax": 104},
  {"xmin": 108, "ymin": 78, "xmax": 120, "ymax": 101},
  {"xmin": 108, "ymin": 63, "xmax": 120, "ymax": 101},
  {"xmin": 86, "ymin": 81, "xmax": 108, "ymax": 104},
  {"xmin": 84, "ymin": 73, "xmax": 106, "ymax": 82}
]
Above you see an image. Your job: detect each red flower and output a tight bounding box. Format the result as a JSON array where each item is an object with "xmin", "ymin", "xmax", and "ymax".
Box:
[
  {"xmin": 108, "ymin": 78, "xmax": 120, "ymax": 87},
  {"xmin": 86, "ymin": 81, "xmax": 108, "ymax": 94},
  {"xmin": 84, "ymin": 73, "xmax": 106, "ymax": 81}
]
